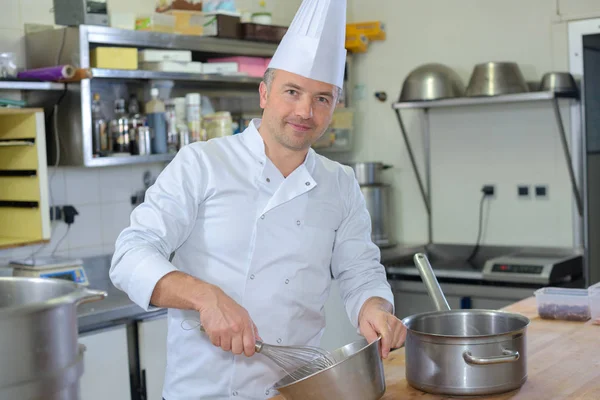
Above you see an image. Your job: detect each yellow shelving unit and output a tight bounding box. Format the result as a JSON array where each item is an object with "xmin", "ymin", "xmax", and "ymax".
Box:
[{"xmin": 0, "ymin": 108, "xmax": 50, "ymax": 249}]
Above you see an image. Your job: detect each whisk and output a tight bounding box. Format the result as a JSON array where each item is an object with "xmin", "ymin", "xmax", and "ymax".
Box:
[{"xmin": 182, "ymin": 320, "xmax": 336, "ymax": 380}]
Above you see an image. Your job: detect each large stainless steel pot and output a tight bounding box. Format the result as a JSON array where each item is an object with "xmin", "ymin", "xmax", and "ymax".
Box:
[
  {"xmin": 0, "ymin": 277, "xmax": 106, "ymax": 400},
  {"xmin": 345, "ymin": 162, "xmax": 392, "ymax": 185},
  {"xmin": 272, "ymin": 336, "xmax": 385, "ymax": 400},
  {"xmin": 361, "ymin": 184, "xmax": 395, "ymax": 248},
  {"xmin": 402, "ymin": 254, "xmax": 530, "ymax": 396}
]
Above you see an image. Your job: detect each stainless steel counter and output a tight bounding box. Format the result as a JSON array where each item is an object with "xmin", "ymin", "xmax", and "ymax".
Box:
[{"xmin": 76, "ymin": 255, "xmax": 167, "ymax": 333}]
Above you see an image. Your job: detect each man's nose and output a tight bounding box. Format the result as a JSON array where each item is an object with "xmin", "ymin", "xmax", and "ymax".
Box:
[{"xmin": 295, "ymin": 97, "xmax": 313, "ymax": 120}]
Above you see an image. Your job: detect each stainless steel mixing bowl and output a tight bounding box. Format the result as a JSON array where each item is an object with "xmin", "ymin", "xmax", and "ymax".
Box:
[
  {"xmin": 399, "ymin": 63, "xmax": 465, "ymax": 101},
  {"xmin": 272, "ymin": 337, "xmax": 385, "ymax": 400},
  {"xmin": 465, "ymin": 61, "xmax": 529, "ymax": 96}
]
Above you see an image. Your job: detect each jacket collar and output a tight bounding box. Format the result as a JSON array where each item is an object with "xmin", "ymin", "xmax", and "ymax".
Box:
[{"xmin": 240, "ymin": 118, "xmax": 317, "ymax": 174}]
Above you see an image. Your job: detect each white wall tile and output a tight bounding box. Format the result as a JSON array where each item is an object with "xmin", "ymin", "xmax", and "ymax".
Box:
[
  {"xmin": 47, "ymin": 167, "xmax": 67, "ymax": 206},
  {"xmin": 0, "ymin": 0, "xmax": 22, "ymax": 30},
  {"xmin": 64, "ymin": 167, "xmax": 101, "ymax": 206},
  {"xmin": 98, "ymin": 166, "xmax": 133, "ymax": 204},
  {"xmin": 101, "ymin": 202, "xmax": 132, "ymax": 247},
  {"xmin": 20, "ymin": 0, "xmax": 54, "ymax": 26},
  {"xmin": 66, "ymin": 204, "xmax": 103, "ymax": 250}
]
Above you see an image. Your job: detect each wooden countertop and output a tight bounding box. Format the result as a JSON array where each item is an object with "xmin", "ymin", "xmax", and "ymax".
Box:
[{"xmin": 271, "ymin": 297, "xmax": 600, "ymax": 399}]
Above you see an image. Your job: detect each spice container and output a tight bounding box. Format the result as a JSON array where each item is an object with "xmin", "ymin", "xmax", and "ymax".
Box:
[
  {"xmin": 588, "ymin": 282, "xmax": 600, "ymax": 325},
  {"xmin": 185, "ymin": 93, "xmax": 203, "ymax": 142},
  {"xmin": 534, "ymin": 287, "xmax": 590, "ymax": 322},
  {"xmin": 204, "ymin": 112, "xmax": 233, "ymax": 139}
]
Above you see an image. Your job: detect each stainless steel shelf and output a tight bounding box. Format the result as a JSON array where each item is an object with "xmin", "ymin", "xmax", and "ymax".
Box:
[
  {"xmin": 91, "ymin": 68, "xmax": 262, "ymax": 85},
  {"xmin": 84, "ymin": 25, "xmax": 278, "ymax": 57},
  {"xmin": 393, "ymin": 91, "xmax": 578, "ymax": 109},
  {"xmin": 0, "ymin": 80, "xmax": 65, "ymax": 91},
  {"xmin": 85, "ymin": 153, "xmax": 176, "ymax": 167}
]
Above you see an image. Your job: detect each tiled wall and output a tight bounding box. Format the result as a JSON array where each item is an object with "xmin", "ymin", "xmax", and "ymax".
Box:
[{"xmin": 0, "ymin": 163, "xmax": 167, "ymax": 265}]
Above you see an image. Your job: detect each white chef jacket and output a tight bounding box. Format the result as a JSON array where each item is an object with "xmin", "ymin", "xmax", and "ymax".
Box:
[{"xmin": 110, "ymin": 119, "xmax": 394, "ymax": 400}]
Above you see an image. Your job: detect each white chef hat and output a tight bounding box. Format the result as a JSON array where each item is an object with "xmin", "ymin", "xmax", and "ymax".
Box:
[{"xmin": 267, "ymin": 0, "xmax": 347, "ymax": 89}]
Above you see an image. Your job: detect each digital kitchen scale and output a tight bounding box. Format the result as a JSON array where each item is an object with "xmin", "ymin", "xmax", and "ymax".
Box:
[
  {"xmin": 10, "ymin": 256, "xmax": 89, "ymax": 286},
  {"xmin": 482, "ymin": 251, "xmax": 582, "ymax": 285}
]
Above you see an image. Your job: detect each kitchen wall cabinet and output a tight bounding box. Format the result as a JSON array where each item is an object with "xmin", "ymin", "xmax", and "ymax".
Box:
[
  {"xmin": 79, "ymin": 325, "xmax": 132, "ymax": 400},
  {"xmin": 0, "ymin": 108, "xmax": 50, "ymax": 249},
  {"xmin": 138, "ymin": 315, "xmax": 169, "ymax": 400}
]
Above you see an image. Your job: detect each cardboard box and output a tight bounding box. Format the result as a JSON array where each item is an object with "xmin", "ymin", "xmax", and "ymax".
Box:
[{"xmin": 90, "ymin": 47, "xmax": 138, "ymax": 70}]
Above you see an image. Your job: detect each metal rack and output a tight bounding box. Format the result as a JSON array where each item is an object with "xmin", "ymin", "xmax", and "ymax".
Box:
[
  {"xmin": 24, "ymin": 25, "xmax": 280, "ymax": 168},
  {"xmin": 0, "ymin": 81, "xmax": 66, "ymax": 91},
  {"xmin": 391, "ymin": 90, "xmax": 582, "ymax": 243}
]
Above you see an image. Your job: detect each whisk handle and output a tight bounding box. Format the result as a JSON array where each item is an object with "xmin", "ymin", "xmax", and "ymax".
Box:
[{"xmin": 198, "ymin": 325, "xmax": 263, "ymax": 353}]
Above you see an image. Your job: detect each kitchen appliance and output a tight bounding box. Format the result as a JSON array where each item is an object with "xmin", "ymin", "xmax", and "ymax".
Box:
[
  {"xmin": 402, "ymin": 253, "xmax": 529, "ymax": 396},
  {"xmin": 53, "ymin": 0, "xmax": 109, "ymax": 26},
  {"xmin": 385, "ymin": 244, "xmax": 583, "ymax": 285},
  {"xmin": 0, "ymin": 277, "xmax": 106, "ymax": 400},
  {"xmin": 345, "ymin": 162, "xmax": 392, "ymax": 185},
  {"xmin": 482, "ymin": 251, "xmax": 583, "ymax": 285},
  {"xmin": 272, "ymin": 337, "xmax": 385, "ymax": 400},
  {"xmin": 465, "ymin": 62, "xmax": 529, "ymax": 96},
  {"xmin": 10, "ymin": 256, "xmax": 89, "ymax": 285},
  {"xmin": 399, "ymin": 63, "xmax": 465, "ymax": 101}
]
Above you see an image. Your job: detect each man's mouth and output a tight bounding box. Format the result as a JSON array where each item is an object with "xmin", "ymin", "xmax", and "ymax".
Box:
[{"xmin": 287, "ymin": 121, "xmax": 313, "ymax": 132}]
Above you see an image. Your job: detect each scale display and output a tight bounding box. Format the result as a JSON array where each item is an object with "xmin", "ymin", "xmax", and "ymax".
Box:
[{"xmin": 491, "ymin": 264, "xmax": 544, "ymax": 274}]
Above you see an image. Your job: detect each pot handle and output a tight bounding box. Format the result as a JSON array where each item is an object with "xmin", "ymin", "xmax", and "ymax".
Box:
[
  {"xmin": 463, "ymin": 349, "xmax": 520, "ymax": 365},
  {"xmin": 68, "ymin": 288, "xmax": 107, "ymax": 306}
]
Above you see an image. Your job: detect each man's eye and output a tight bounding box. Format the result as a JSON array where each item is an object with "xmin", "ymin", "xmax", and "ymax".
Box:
[
  {"xmin": 286, "ymin": 90, "xmax": 298, "ymax": 95},
  {"xmin": 317, "ymin": 97, "xmax": 329, "ymax": 103}
]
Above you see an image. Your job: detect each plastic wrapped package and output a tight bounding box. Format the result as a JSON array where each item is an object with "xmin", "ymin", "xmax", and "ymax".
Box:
[{"xmin": 534, "ymin": 287, "xmax": 591, "ymax": 322}]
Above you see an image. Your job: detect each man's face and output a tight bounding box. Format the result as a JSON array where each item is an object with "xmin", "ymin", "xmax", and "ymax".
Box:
[{"xmin": 258, "ymin": 69, "xmax": 337, "ymax": 152}]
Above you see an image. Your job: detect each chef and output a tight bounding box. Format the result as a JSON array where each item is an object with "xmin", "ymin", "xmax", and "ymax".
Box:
[{"xmin": 110, "ymin": 0, "xmax": 406, "ymax": 399}]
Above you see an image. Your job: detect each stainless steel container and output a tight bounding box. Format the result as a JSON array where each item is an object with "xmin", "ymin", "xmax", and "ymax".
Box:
[
  {"xmin": 345, "ymin": 162, "xmax": 392, "ymax": 185},
  {"xmin": 465, "ymin": 62, "xmax": 529, "ymax": 96},
  {"xmin": 273, "ymin": 337, "xmax": 385, "ymax": 400},
  {"xmin": 0, "ymin": 277, "xmax": 106, "ymax": 400},
  {"xmin": 132, "ymin": 126, "xmax": 152, "ymax": 155},
  {"xmin": 402, "ymin": 254, "xmax": 530, "ymax": 396},
  {"xmin": 399, "ymin": 63, "xmax": 465, "ymax": 101},
  {"xmin": 361, "ymin": 184, "xmax": 395, "ymax": 248}
]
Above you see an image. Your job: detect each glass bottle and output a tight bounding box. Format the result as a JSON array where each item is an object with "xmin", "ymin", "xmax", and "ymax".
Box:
[
  {"xmin": 91, "ymin": 93, "xmax": 108, "ymax": 157},
  {"xmin": 110, "ymin": 98, "xmax": 130, "ymax": 154}
]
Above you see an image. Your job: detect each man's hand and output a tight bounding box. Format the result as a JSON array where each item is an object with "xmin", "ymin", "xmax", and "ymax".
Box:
[
  {"xmin": 198, "ymin": 284, "xmax": 261, "ymax": 357},
  {"xmin": 358, "ymin": 297, "xmax": 407, "ymax": 359}
]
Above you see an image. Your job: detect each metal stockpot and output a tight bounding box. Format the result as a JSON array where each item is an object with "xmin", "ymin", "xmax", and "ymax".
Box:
[
  {"xmin": 0, "ymin": 277, "xmax": 106, "ymax": 400},
  {"xmin": 345, "ymin": 162, "xmax": 392, "ymax": 185},
  {"xmin": 272, "ymin": 337, "xmax": 385, "ymax": 400},
  {"xmin": 360, "ymin": 184, "xmax": 395, "ymax": 248},
  {"xmin": 401, "ymin": 254, "xmax": 530, "ymax": 396}
]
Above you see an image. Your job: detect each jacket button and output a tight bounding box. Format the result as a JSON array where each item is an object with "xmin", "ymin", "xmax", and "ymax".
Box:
[
  {"xmin": 285, "ymin": 279, "xmax": 289, "ymax": 284},
  {"xmin": 233, "ymin": 391, "xmax": 238, "ymax": 396},
  {"xmin": 277, "ymin": 338, "xmax": 282, "ymax": 344},
  {"xmin": 266, "ymin": 177, "xmax": 270, "ymax": 182},
  {"xmin": 261, "ymin": 215, "xmax": 265, "ymax": 219},
  {"xmin": 265, "ymin": 390, "xmax": 270, "ymax": 395},
  {"xmin": 305, "ymin": 182, "xmax": 310, "ymax": 186},
  {"xmin": 296, "ymin": 220, "xmax": 301, "ymax": 226},
  {"xmin": 250, "ymin": 274, "xmax": 255, "ymax": 280}
]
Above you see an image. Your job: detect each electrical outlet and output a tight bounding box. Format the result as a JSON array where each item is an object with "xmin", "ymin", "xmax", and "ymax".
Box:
[
  {"xmin": 49, "ymin": 206, "xmax": 62, "ymax": 221},
  {"xmin": 518, "ymin": 185, "xmax": 529, "ymax": 197},
  {"xmin": 482, "ymin": 185, "xmax": 495, "ymax": 196},
  {"xmin": 535, "ymin": 185, "xmax": 548, "ymax": 198}
]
